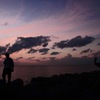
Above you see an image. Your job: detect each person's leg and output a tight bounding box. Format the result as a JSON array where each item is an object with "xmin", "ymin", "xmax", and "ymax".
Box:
[
  {"xmin": 7, "ymin": 72, "xmax": 11, "ymax": 84},
  {"xmin": 2, "ymin": 69, "xmax": 6, "ymax": 84}
]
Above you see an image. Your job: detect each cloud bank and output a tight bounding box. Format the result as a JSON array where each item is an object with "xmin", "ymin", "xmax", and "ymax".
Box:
[
  {"xmin": 8, "ymin": 36, "xmax": 51, "ymax": 54},
  {"xmin": 53, "ymin": 36, "xmax": 95, "ymax": 49}
]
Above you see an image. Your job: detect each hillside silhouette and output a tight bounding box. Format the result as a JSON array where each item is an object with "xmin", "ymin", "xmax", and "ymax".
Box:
[{"xmin": 0, "ymin": 71, "xmax": 100, "ymax": 100}]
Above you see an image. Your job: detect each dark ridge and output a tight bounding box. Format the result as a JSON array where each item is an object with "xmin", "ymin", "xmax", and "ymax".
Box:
[{"xmin": 0, "ymin": 71, "xmax": 100, "ymax": 100}]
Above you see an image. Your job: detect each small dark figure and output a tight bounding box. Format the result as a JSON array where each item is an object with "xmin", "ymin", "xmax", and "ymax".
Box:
[
  {"xmin": 2, "ymin": 53, "xmax": 14, "ymax": 84},
  {"xmin": 94, "ymin": 57, "xmax": 100, "ymax": 67}
]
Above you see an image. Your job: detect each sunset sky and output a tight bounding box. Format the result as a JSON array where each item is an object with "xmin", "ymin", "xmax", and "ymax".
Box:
[{"xmin": 0, "ymin": 0, "xmax": 100, "ymax": 66}]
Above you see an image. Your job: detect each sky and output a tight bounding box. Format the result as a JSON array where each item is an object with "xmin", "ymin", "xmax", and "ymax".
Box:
[{"xmin": 0, "ymin": 0, "xmax": 100, "ymax": 66}]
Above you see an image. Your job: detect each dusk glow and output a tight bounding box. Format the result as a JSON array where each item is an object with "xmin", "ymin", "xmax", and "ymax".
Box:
[{"xmin": 0, "ymin": 0, "xmax": 100, "ymax": 73}]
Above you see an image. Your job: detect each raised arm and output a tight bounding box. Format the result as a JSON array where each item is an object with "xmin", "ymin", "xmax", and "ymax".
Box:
[{"xmin": 94, "ymin": 57, "xmax": 100, "ymax": 67}]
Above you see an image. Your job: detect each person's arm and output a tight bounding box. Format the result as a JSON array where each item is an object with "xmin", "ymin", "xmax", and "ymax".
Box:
[
  {"xmin": 12, "ymin": 59, "xmax": 14, "ymax": 71},
  {"xmin": 3, "ymin": 59, "xmax": 6, "ymax": 68},
  {"xmin": 11, "ymin": 58, "xmax": 14, "ymax": 71},
  {"xmin": 94, "ymin": 57, "xmax": 97, "ymax": 65},
  {"xmin": 94, "ymin": 57, "xmax": 100, "ymax": 67},
  {"xmin": 12, "ymin": 59, "xmax": 14, "ymax": 68}
]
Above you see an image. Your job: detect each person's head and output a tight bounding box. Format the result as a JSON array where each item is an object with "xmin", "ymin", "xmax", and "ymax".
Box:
[{"xmin": 5, "ymin": 53, "xmax": 10, "ymax": 58}]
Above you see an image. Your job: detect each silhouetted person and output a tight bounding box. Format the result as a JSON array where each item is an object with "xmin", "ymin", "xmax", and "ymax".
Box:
[
  {"xmin": 2, "ymin": 53, "xmax": 14, "ymax": 84},
  {"xmin": 94, "ymin": 57, "xmax": 100, "ymax": 67}
]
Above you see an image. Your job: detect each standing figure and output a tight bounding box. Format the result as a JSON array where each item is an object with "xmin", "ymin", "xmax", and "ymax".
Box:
[
  {"xmin": 94, "ymin": 57, "xmax": 100, "ymax": 67},
  {"xmin": 2, "ymin": 53, "xmax": 14, "ymax": 84}
]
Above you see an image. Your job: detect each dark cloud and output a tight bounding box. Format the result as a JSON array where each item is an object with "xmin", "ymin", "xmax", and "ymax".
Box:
[
  {"xmin": 35, "ymin": 59, "xmax": 41, "ymax": 62},
  {"xmin": 41, "ymin": 57, "xmax": 46, "ymax": 59},
  {"xmin": 72, "ymin": 48, "xmax": 77, "ymax": 51},
  {"xmin": 49, "ymin": 57, "xmax": 56, "ymax": 61},
  {"xmin": 0, "ymin": 46, "xmax": 6, "ymax": 54},
  {"xmin": 91, "ymin": 51, "xmax": 100, "ymax": 57},
  {"xmin": 5, "ymin": 43, "xmax": 10, "ymax": 48},
  {"xmin": 51, "ymin": 35, "xmax": 59, "ymax": 39},
  {"xmin": 97, "ymin": 43, "xmax": 100, "ymax": 45},
  {"xmin": 80, "ymin": 49, "xmax": 93, "ymax": 54},
  {"xmin": 67, "ymin": 53, "xmax": 72, "ymax": 58},
  {"xmin": 50, "ymin": 51, "xmax": 60, "ymax": 55},
  {"xmin": 8, "ymin": 36, "xmax": 51, "ymax": 54},
  {"xmin": 16, "ymin": 57, "xmax": 23, "ymax": 61},
  {"xmin": 26, "ymin": 57, "xmax": 35, "ymax": 61},
  {"xmin": 53, "ymin": 36, "xmax": 95, "ymax": 49},
  {"xmin": 39, "ymin": 48, "xmax": 50, "ymax": 55},
  {"xmin": 5, "ymin": 43, "xmax": 10, "ymax": 52},
  {"xmin": 42, "ymin": 43, "xmax": 48, "ymax": 47},
  {"xmin": 4, "ymin": 22, "xmax": 8, "ymax": 26},
  {"xmin": 0, "ymin": 22, "xmax": 8, "ymax": 26},
  {"xmin": 27, "ymin": 48, "xmax": 37, "ymax": 54}
]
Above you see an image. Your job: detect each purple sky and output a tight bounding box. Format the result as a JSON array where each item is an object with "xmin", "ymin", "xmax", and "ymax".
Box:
[{"xmin": 0, "ymin": 0, "xmax": 100, "ymax": 67}]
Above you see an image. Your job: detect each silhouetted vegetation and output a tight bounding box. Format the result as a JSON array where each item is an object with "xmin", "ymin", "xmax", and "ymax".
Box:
[{"xmin": 0, "ymin": 71, "xmax": 100, "ymax": 100}]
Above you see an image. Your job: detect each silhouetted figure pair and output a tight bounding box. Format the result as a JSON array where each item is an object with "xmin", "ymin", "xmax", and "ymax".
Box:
[
  {"xmin": 94, "ymin": 57, "xmax": 100, "ymax": 67},
  {"xmin": 2, "ymin": 53, "xmax": 14, "ymax": 84}
]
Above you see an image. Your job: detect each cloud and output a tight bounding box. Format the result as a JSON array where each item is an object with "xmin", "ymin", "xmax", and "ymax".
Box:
[
  {"xmin": 27, "ymin": 48, "xmax": 37, "ymax": 54},
  {"xmin": 5, "ymin": 43, "xmax": 10, "ymax": 48},
  {"xmin": 67, "ymin": 53, "xmax": 72, "ymax": 58},
  {"xmin": 8, "ymin": 36, "xmax": 51, "ymax": 54},
  {"xmin": 41, "ymin": 57, "xmax": 46, "ymax": 60},
  {"xmin": 35, "ymin": 59, "xmax": 41, "ymax": 62},
  {"xmin": 5, "ymin": 43, "xmax": 10, "ymax": 52},
  {"xmin": 49, "ymin": 57, "xmax": 56, "ymax": 61},
  {"xmin": 36, "ymin": 54, "xmax": 95, "ymax": 66},
  {"xmin": 20, "ymin": 0, "xmax": 67, "ymax": 21},
  {"xmin": 91, "ymin": 51, "xmax": 100, "ymax": 57},
  {"xmin": 42, "ymin": 43, "xmax": 48, "ymax": 47},
  {"xmin": 0, "ymin": 22, "xmax": 8, "ymax": 26},
  {"xmin": 53, "ymin": 36, "xmax": 95, "ymax": 49},
  {"xmin": 50, "ymin": 51, "xmax": 60, "ymax": 55},
  {"xmin": 97, "ymin": 43, "xmax": 100, "ymax": 45},
  {"xmin": 4, "ymin": 22, "xmax": 8, "ymax": 26},
  {"xmin": 72, "ymin": 48, "xmax": 77, "ymax": 51},
  {"xmin": 16, "ymin": 57, "xmax": 23, "ymax": 61},
  {"xmin": 26, "ymin": 57, "xmax": 35, "ymax": 61},
  {"xmin": 0, "ymin": 43, "xmax": 11, "ymax": 55},
  {"xmin": 80, "ymin": 49, "xmax": 93, "ymax": 54},
  {"xmin": 39, "ymin": 48, "xmax": 50, "ymax": 55},
  {"xmin": 0, "ymin": 46, "xmax": 6, "ymax": 54}
]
